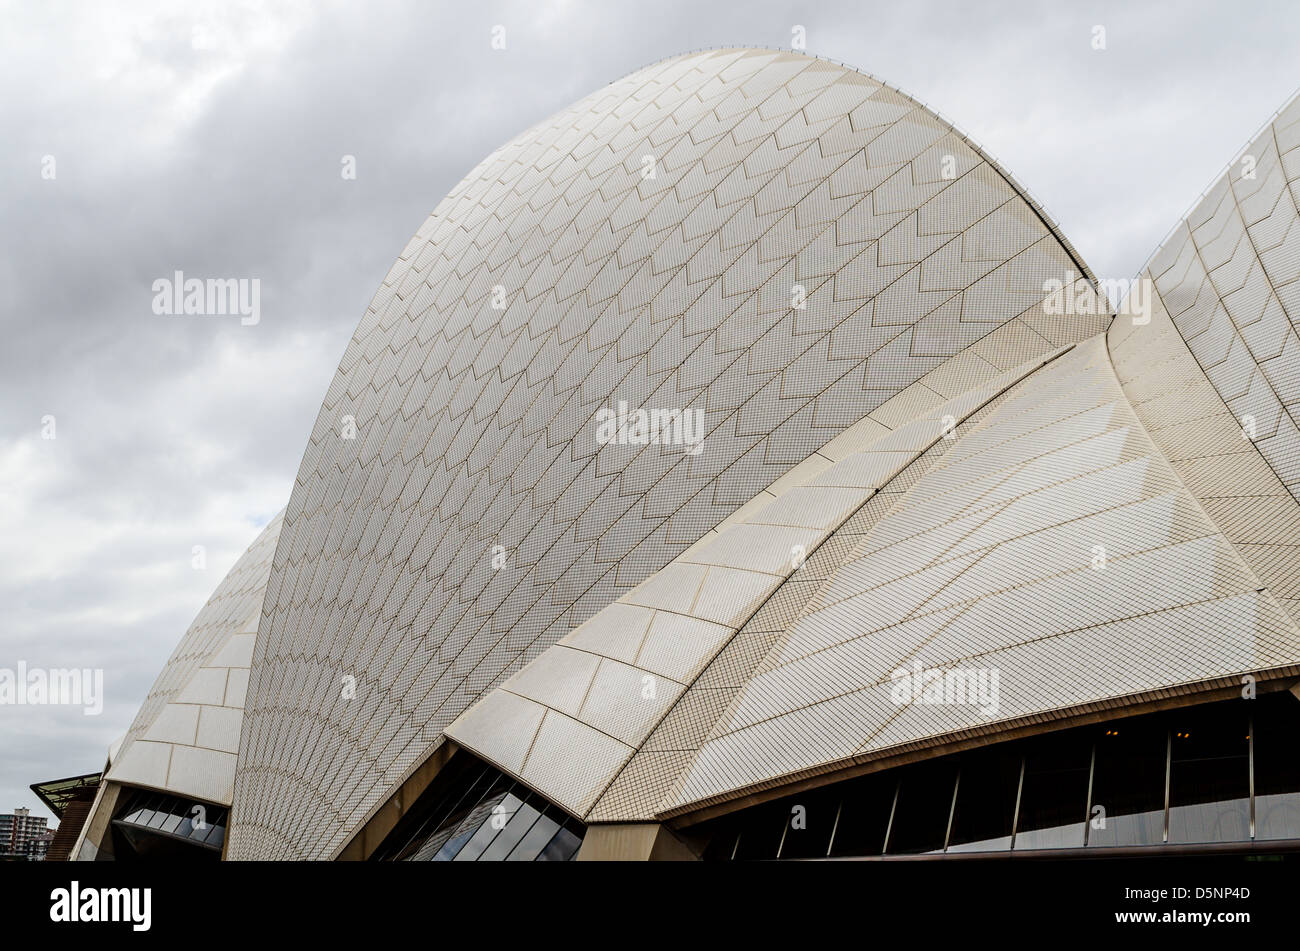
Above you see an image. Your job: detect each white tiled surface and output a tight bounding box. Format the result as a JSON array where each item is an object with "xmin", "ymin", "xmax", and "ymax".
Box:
[
  {"xmin": 450, "ymin": 346, "xmax": 1063, "ymax": 817},
  {"xmin": 656, "ymin": 336, "xmax": 1300, "ymax": 813},
  {"xmin": 231, "ymin": 47, "xmax": 1107, "ymax": 859},
  {"xmin": 102, "ymin": 515, "xmax": 282, "ymax": 809}
]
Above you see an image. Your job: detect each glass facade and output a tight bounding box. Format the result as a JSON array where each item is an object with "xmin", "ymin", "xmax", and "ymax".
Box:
[
  {"xmin": 1086, "ymin": 717, "xmax": 1167, "ymax": 847},
  {"xmin": 372, "ymin": 751, "xmax": 584, "ymax": 862},
  {"xmin": 777, "ymin": 787, "xmax": 839, "ymax": 859},
  {"xmin": 885, "ymin": 759, "xmax": 958, "ymax": 854},
  {"xmin": 692, "ymin": 693, "xmax": 1300, "ymax": 859},
  {"xmin": 946, "ymin": 746, "xmax": 1020, "ymax": 852},
  {"xmin": 1253, "ymin": 693, "xmax": 1300, "ymax": 840},
  {"xmin": 1167, "ymin": 705, "xmax": 1250, "ymax": 844},
  {"xmin": 1013, "ymin": 732, "xmax": 1090, "ymax": 850},
  {"xmin": 111, "ymin": 790, "xmax": 227, "ymax": 859}
]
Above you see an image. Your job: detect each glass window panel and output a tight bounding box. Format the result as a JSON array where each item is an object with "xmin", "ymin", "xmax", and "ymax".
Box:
[
  {"xmin": 383, "ymin": 796, "xmax": 444, "ymax": 860},
  {"xmin": 130, "ymin": 795, "xmax": 154, "ymax": 826},
  {"xmin": 453, "ymin": 791, "xmax": 522, "ymax": 861},
  {"xmin": 828, "ymin": 775, "xmax": 896, "ymax": 858},
  {"xmin": 1014, "ymin": 733, "xmax": 1090, "ymax": 850},
  {"xmin": 508, "ymin": 811, "xmax": 560, "ymax": 861},
  {"xmin": 366, "ymin": 755, "xmax": 481, "ymax": 861},
  {"xmin": 776, "ymin": 787, "xmax": 839, "ymax": 859},
  {"xmin": 395, "ymin": 763, "xmax": 495, "ymax": 862},
  {"xmin": 433, "ymin": 783, "xmax": 511, "ymax": 861},
  {"xmin": 886, "ymin": 760, "xmax": 958, "ymax": 854},
  {"xmin": 120, "ymin": 800, "xmax": 150, "ymax": 826},
  {"xmin": 124, "ymin": 794, "xmax": 160, "ymax": 828},
  {"xmin": 1168, "ymin": 704, "xmax": 1250, "ymax": 844},
  {"xmin": 145, "ymin": 803, "xmax": 171, "ymax": 829},
  {"xmin": 409, "ymin": 825, "xmax": 463, "ymax": 862},
  {"xmin": 1254, "ymin": 694, "xmax": 1300, "ymax": 841},
  {"xmin": 433, "ymin": 766, "xmax": 493, "ymax": 825},
  {"xmin": 946, "ymin": 748, "xmax": 1020, "ymax": 852},
  {"xmin": 189, "ymin": 812, "xmax": 216, "ymax": 842},
  {"xmin": 701, "ymin": 821, "xmax": 740, "ymax": 861},
  {"xmin": 158, "ymin": 809, "xmax": 183, "ymax": 835},
  {"xmin": 1087, "ymin": 717, "xmax": 1166, "ymax": 847},
  {"xmin": 478, "ymin": 798, "xmax": 541, "ymax": 861},
  {"xmin": 732, "ymin": 801, "xmax": 787, "ymax": 860},
  {"xmin": 120, "ymin": 792, "xmax": 154, "ymax": 826},
  {"xmin": 537, "ymin": 825, "xmax": 582, "ymax": 861},
  {"xmin": 174, "ymin": 805, "xmax": 199, "ymax": 839},
  {"xmin": 204, "ymin": 823, "xmax": 225, "ymax": 850}
]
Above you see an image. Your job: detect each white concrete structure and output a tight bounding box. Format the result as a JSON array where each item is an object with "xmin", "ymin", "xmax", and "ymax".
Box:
[{"xmin": 74, "ymin": 49, "xmax": 1300, "ymax": 861}]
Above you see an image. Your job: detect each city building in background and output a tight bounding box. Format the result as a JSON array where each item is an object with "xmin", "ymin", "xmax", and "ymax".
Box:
[
  {"xmin": 0, "ymin": 808, "xmax": 51, "ymax": 861},
  {"xmin": 28, "ymin": 829, "xmax": 53, "ymax": 862},
  {"xmin": 39, "ymin": 48, "xmax": 1300, "ymax": 861}
]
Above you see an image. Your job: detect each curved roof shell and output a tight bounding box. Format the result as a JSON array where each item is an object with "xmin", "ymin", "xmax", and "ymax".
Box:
[
  {"xmin": 1111, "ymin": 92, "xmax": 1300, "ymax": 622},
  {"xmin": 228, "ymin": 47, "xmax": 1107, "ymax": 859},
  {"xmin": 449, "ymin": 90, "xmax": 1300, "ymax": 825},
  {"xmin": 107, "ymin": 511, "xmax": 284, "ymax": 807},
  {"xmin": 451, "ymin": 336, "xmax": 1300, "ymax": 820}
]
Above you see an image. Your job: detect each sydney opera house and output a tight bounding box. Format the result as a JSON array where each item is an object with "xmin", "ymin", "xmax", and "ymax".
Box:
[{"xmin": 38, "ymin": 48, "xmax": 1300, "ymax": 861}]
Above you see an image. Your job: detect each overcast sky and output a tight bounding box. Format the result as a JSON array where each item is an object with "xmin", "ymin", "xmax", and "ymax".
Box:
[{"xmin": 3, "ymin": 0, "xmax": 1298, "ymax": 826}]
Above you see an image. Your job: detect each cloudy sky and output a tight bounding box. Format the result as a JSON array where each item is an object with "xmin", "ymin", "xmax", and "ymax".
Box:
[{"xmin": 3, "ymin": 0, "xmax": 1298, "ymax": 825}]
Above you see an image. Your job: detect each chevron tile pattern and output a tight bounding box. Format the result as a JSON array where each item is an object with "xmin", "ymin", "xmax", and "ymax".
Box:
[
  {"xmin": 587, "ymin": 357, "xmax": 1038, "ymax": 822},
  {"xmin": 455, "ymin": 332, "xmax": 1300, "ymax": 823},
  {"xmin": 227, "ymin": 48, "xmax": 1104, "ymax": 859},
  {"xmin": 447, "ymin": 348, "xmax": 1064, "ymax": 818},
  {"xmin": 1144, "ymin": 94, "xmax": 1300, "ymax": 503},
  {"xmin": 658, "ymin": 336, "xmax": 1300, "ymax": 814},
  {"xmin": 1111, "ymin": 292, "xmax": 1300, "ymax": 622}
]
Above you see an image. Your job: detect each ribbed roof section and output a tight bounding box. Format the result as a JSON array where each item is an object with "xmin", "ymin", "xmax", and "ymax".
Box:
[{"xmin": 230, "ymin": 48, "xmax": 1106, "ymax": 858}]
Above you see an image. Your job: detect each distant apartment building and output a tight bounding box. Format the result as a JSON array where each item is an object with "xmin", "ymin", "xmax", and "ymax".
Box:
[
  {"xmin": 0, "ymin": 807, "xmax": 50, "ymax": 860},
  {"xmin": 28, "ymin": 829, "xmax": 53, "ymax": 861}
]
